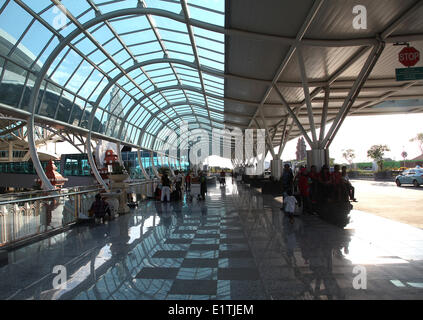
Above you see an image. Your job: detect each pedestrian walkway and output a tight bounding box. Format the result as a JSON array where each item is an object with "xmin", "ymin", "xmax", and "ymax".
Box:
[{"xmin": 1, "ymin": 180, "xmax": 423, "ymax": 300}]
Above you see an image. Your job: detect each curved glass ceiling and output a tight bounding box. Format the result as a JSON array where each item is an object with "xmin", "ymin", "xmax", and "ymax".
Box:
[{"xmin": 0, "ymin": 0, "xmax": 225, "ymax": 151}]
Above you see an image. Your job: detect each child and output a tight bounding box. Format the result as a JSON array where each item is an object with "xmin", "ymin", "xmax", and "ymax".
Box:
[{"xmin": 283, "ymin": 189, "xmax": 297, "ymax": 223}]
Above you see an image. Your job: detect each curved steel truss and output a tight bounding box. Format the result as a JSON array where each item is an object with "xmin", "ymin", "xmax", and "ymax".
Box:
[{"xmin": 0, "ymin": 0, "xmax": 423, "ymax": 189}]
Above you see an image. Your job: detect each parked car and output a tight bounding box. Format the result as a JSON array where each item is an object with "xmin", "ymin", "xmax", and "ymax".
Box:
[{"xmin": 395, "ymin": 167, "xmax": 423, "ymax": 187}]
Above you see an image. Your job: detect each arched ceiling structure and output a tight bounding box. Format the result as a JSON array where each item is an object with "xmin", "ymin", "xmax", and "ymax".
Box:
[
  {"xmin": 0, "ymin": 0, "xmax": 226, "ymax": 153},
  {"xmin": 0, "ymin": 0, "xmax": 422, "ymax": 159}
]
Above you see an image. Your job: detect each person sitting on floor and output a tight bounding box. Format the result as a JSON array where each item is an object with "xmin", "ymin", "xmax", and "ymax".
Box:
[{"xmin": 90, "ymin": 194, "xmax": 112, "ymax": 223}]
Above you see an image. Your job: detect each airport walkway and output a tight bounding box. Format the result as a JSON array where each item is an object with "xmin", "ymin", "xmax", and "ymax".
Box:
[{"xmin": 1, "ymin": 180, "xmax": 423, "ymax": 300}]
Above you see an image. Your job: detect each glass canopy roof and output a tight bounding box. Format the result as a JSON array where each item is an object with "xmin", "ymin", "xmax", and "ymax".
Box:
[{"xmin": 0, "ymin": 0, "xmax": 225, "ymax": 151}]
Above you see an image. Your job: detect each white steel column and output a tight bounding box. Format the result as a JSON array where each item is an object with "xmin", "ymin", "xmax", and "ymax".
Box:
[
  {"xmin": 86, "ymin": 135, "xmax": 110, "ymax": 192},
  {"xmin": 27, "ymin": 119, "xmax": 54, "ymax": 190}
]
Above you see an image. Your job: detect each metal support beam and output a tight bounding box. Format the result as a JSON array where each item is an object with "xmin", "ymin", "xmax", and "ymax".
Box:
[
  {"xmin": 258, "ymin": 109, "xmax": 277, "ymax": 159},
  {"xmin": 150, "ymin": 151, "xmax": 161, "ymax": 179},
  {"xmin": 297, "ymin": 45, "xmax": 317, "ymax": 146},
  {"xmin": 137, "ymin": 148, "xmax": 150, "ymax": 180},
  {"xmin": 253, "ymin": 118, "xmax": 276, "ymax": 159},
  {"xmin": 247, "ymin": 0, "xmax": 325, "ymax": 129},
  {"xmin": 276, "ymin": 117, "xmax": 289, "ymax": 159},
  {"xmin": 272, "ymin": 84, "xmax": 314, "ymax": 147},
  {"xmin": 26, "ymin": 118, "xmax": 55, "ymax": 191},
  {"xmin": 86, "ymin": 136, "xmax": 110, "ymax": 192},
  {"xmin": 318, "ymin": 86, "xmax": 330, "ymax": 147},
  {"xmin": 322, "ymin": 42, "xmax": 385, "ymax": 148}
]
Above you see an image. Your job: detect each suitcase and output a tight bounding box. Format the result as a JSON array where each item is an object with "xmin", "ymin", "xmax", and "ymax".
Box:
[{"xmin": 170, "ymin": 190, "xmax": 179, "ymax": 201}]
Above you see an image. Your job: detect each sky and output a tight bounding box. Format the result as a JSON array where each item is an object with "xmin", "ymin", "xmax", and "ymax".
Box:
[
  {"xmin": 204, "ymin": 112, "xmax": 423, "ymax": 168},
  {"xmin": 280, "ymin": 113, "xmax": 423, "ymax": 164}
]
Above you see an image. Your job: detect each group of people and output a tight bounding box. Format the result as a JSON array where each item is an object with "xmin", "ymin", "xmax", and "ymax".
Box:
[
  {"xmin": 282, "ymin": 164, "xmax": 357, "ymax": 220},
  {"xmin": 158, "ymin": 170, "xmax": 208, "ymax": 202}
]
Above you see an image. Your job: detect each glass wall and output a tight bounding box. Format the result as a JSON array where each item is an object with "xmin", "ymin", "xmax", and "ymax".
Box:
[
  {"xmin": 141, "ymin": 151, "xmax": 154, "ymax": 179},
  {"xmin": 121, "ymin": 152, "xmax": 143, "ymax": 180},
  {"xmin": 63, "ymin": 154, "xmax": 90, "ymax": 176},
  {"xmin": 0, "ymin": 160, "xmax": 60, "ymax": 174}
]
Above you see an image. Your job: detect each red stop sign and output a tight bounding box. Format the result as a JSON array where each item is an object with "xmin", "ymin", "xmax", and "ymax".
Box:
[{"xmin": 399, "ymin": 47, "xmax": 420, "ymax": 67}]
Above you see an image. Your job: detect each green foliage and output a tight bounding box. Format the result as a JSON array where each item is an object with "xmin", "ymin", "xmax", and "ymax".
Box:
[
  {"xmin": 157, "ymin": 167, "xmax": 170, "ymax": 176},
  {"xmin": 111, "ymin": 163, "xmax": 128, "ymax": 175},
  {"xmin": 342, "ymin": 149, "xmax": 355, "ymax": 164},
  {"xmin": 367, "ymin": 145, "xmax": 390, "ymax": 171},
  {"xmin": 356, "ymin": 162, "xmax": 373, "ymax": 170},
  {"xmin": 356, "ymin": 160, "xmax": 421, "ymax": 170}
]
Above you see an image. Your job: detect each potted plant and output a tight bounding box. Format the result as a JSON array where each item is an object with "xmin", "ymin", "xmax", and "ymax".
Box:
[{"xmin": 109, "ymin": 163, "xmax": 129, "ymax": 183}]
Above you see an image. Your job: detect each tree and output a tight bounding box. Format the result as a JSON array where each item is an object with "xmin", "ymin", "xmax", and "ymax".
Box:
[
  {"xmin": 296, "ymin": 137, "xmax": 307, "ymax": 161},
  {"xmin": 367, "ymin": 145, "xmax": 390, "ymax": 171},
  {"xmin": 342, "ymin": 149, "xmax": 355, "ymax": 165},
  {"xmin": 410, "ymin": 133, "xmax": 423, "ymax": 155},
  {"xmin": 401, "ymin": 151, "xmax": 408, "ymax": 167}
]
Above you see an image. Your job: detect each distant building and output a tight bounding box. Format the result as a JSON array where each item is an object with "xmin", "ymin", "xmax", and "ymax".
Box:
[{"xmin": 412, "ymin": 154, "xmax": 423, "ymax": 161}]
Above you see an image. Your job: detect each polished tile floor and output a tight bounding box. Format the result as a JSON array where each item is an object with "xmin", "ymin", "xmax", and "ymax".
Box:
[{"xmin": 1, "ymin": 180, "xmax": 423, "ymax": 300}]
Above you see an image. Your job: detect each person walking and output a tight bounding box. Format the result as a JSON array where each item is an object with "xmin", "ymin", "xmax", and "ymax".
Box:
[
  {"xmin": 219, "ymin": 170, "xmax": 226, "ymax": 186},
  {"xmin": 199, "ymin": 171, "xmax": 207, "ymax": 200},
  {"xmin": 175, "ymin": 170, "xmax": 183, "ymax": 200},
  {"xmin": 282, "ymin": 163, "xmax": 294, "ymax": 196},
  {"xmin": 283, "ymin": 189, "xmax": 297, "ymax": 224},
  {"xmin": 161, "ymin": 174, "xmax": 171, "ymax": 202},
  {"xmin": 185, "ymin": 171, "xmax": 191, "ymax": 191}
]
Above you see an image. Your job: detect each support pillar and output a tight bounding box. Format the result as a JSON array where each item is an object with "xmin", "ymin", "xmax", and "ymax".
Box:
[
  {"xmin": 86, "ymin": 135, "xmax": 110, "ymax": 192},
  {"xmin": 151, "ymin": 151, "xmax": 160, "ymax": 179},
  {"xmin": 270, "ymin": 159, "xmax": 283, "ymax": 181},
  {"xmin": 137, "ymin": 148, "xmax": 150, "ymax": 180},
  {"xmin": 307, "ymin": 149, "xmax": 329, "ymax": 171},
  {"xmin": 8, "ymin": 142, "xmax": 13, "ymax": 162},
  {"xmin": 27, "ymin": 119, "xmax": 54, "ymax": 191}
]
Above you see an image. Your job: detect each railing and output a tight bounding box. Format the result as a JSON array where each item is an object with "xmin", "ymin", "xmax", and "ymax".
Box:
[
  {"xmin": 0, "ymin": 179, "xmax": 158, "ymax": 248},
  {"xmin": 0, "ymin": 187, "xmax": 103, "ymax": 248}
]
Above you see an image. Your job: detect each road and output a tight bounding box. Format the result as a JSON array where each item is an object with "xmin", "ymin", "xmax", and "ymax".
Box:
[{"xmin": 350, "ymin": 179, "xmax": 423, "ymax": 229}]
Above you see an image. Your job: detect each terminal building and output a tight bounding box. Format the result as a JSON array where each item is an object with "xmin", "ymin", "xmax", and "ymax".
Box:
[{"xmin": 0, "ymin": 0, "xmax": 423, "ymax": 300}]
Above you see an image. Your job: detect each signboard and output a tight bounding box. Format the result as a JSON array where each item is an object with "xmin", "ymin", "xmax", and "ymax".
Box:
[
  {"xmin": 396, "ymin": 67, "xmax": 423, "ymax": 81},
  {"xmin": 399, "ymin": 47, "xmax": 420, "ymax": 67}
]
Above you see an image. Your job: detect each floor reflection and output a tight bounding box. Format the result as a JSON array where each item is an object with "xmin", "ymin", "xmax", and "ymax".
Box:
[{"xmin": 0, "ymin": 179, "xmax": 423, "ymax": 300}]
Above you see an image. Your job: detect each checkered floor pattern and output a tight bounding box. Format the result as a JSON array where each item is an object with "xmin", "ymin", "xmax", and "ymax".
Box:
[{"xmin": 133, "ymin": 208, "xmax": 267, "ymax": 299}]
